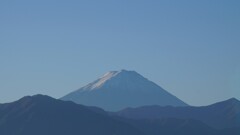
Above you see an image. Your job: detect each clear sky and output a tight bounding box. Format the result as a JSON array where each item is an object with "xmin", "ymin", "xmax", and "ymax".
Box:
[{"xmin": 0, "ymin": 0, "xmax": 239, "ymax": 105}]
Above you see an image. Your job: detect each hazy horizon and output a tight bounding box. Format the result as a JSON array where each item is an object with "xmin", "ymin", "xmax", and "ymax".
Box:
[{"xmin": 0, "ymin": 0, "xmax": 240, "ymax": 105}]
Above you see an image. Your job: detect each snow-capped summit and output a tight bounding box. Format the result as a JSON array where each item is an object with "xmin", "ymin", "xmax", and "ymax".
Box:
[
  {"xmin": 81, "ymin": 70, "xmax": 147, "ymax": 91},
  {"xmin": 82, "ymin": 70, "xmax": 120, "ymax": 90},
  {"xmin": 61, "ymin": 70, "xmax": 188, "ymax": 111}
]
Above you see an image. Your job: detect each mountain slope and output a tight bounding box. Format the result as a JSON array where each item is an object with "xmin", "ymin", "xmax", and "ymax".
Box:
[
  {"xmin": 0, "ymin": 95, "xmax": 144, "ymax": 135},
  {"xmin": 0, "ymin": 94, "xmax": 238, "ymax": 135},
  {"xmin": 117, "ymin": 118, "xmax": 217, "ymax": 135},
  {"xmin": 115, "ymin": 98, "xmax": 240, "ymax": 129},
  {"xmin": 61, "ymin": 70, "xmax": 187, "ymax": 111}
]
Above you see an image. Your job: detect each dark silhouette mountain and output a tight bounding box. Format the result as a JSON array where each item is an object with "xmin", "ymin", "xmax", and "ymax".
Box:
[
  {"xmin": 218, "ymin": 127, "xmax": 240, "ymax": 135},
  {"xmin": 0, "ymin": 94, "xmax": 238, "ymax": 135},
  {"xmin": 114, "ymin": 98, "xmax": 240, "ymax": 129},
  {"xmin": 0, "ymin": 95, "xmax": 144, "ymax": 135},
  {"xmin": 111, "ymin": 116, "xmax": 217, "ymax": 135},
  {"xmin": 130, "ymin": 118, "xmax": 217, "ymax": 135},
  {"xmin": 61, "ymin": 70, "xmax": 187, "ymax": 111},
  {"xmin": 85, "ymin": 107, "xmax": 217, "ymax": 135}
]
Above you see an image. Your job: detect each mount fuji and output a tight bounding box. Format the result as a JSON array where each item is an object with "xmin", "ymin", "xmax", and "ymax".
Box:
[{"xmin": 61, "ymin": 70, "xmax": 188, "ymax": 111}]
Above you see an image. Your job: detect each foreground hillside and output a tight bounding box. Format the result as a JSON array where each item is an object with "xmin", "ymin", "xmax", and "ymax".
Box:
[
  {"xmin": 114, "ymin": 98, "xmax": 240, "ymax": 129},
  {"xmin": 0, "ymin": 95, "xmax": 239, "ymax": 135},
  {"xmin": 0, "ymin": 95, "xmax": 143, "ymax": 135}
]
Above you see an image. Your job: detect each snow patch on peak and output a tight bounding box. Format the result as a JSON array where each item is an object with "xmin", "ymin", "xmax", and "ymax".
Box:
[
  {"xmin": 102, "ymin": 71, "xmax": 120, "ymax": 78},
  {"xmin": 80, "ymin": 70, "xmax": 143, "ymax": 91},
  {"xmin": 93, "ymin": 71, "xmax": 120, "ymax": 88},
  {"xmin": 82, "ymin": 71, "xmax": 120, "ymax": 90}
]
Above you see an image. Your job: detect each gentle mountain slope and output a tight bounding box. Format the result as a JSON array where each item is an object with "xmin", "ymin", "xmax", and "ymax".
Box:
[
  {"xmin": 0, "ymin": 95, "xmax": 144, "ymax": 135},
  {"xmin": 61, "ymin": 70, "xmax": 187, "ymax": 111},
  {"xmin": 115, "ymin": 98, "xmax": 240, "ymax": 129},
  {"xmin": 0, "ymin": 95, "xmax": 238, "ymax": 135},
  {"xmin": 118, "ymin": 118, "xmax": 217, "ymax": 135}
]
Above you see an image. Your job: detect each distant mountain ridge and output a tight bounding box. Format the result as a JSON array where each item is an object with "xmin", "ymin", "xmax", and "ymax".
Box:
[
  {"xmin": 61, "ymin": 70, "xmax": 187, "ymax": 111},
  {"xmin": 2, "ymin": 95, "xmax": 239, "ymax": 135},
  {"xmin": 0, "ymin": 95, "xmax": 144, "ymax": 135},
  {"xmin": 0, "ymin": 95, "xmax": 239, "ymax": 135},
  {"xmin": 114, "ymin": 97, "xmax": 240, "ymax": 129}
]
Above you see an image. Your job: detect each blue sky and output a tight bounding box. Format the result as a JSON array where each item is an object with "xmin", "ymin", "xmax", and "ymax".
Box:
[{"xmin": 0, "ymin": 0, "xmax": 240, "ymax": 105}]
